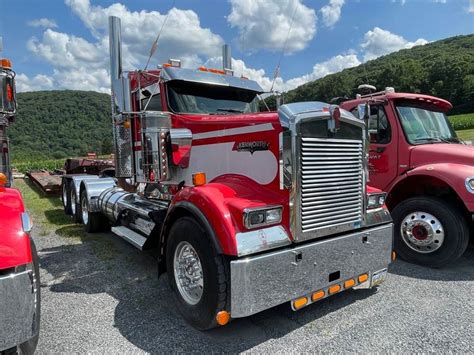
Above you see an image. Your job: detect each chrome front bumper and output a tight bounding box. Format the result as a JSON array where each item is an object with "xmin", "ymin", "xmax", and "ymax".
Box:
[
  {"xmin": 230, "ymin": 223, "xmax": 393, "ymax": 318},
  {"xmin": 0, "ymin": 268, "xmax": 39, "ymax": 351}
]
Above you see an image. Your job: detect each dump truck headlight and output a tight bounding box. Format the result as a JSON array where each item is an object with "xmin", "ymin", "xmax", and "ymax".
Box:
[
  {"xmin": 466, "ymin": 177, "xmax": 474, "ymax": 194},
  {"xmin": 367, "ymin": 193, "xmax": 386, "ymax": 209}
]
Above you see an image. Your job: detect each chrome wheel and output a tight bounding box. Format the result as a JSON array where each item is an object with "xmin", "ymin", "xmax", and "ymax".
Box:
[
  {"xmin": 400, "ymin": 211, "xmax": 444, "ymax": 253},
  {"xmin": 70, "ymin": 190, "xmax": 76, "ymax": 215},
  {"xmin": 81, "ymin": 196, "xmax": 89, "ymax": 225},
  {"xmin": 173, "ymin": 241, "xmax": 204, "ymax": 305}
]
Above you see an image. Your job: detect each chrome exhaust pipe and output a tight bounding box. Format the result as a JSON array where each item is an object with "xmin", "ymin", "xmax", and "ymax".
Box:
[{"xmin": 222, "ymin": 44, "xmax": 231, "ymax": 71}]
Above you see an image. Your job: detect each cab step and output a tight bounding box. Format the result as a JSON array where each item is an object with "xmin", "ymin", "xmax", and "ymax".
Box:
[{"xmin": 111, "ymin": 226, "xmax": 147, "ymax": 250}]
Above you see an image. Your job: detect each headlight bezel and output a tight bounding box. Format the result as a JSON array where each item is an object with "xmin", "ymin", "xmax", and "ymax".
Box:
[
  {"xmin": 465, "ymin": 177, "xmax": 474, "ymax": 194},
  {"xmin": 367, "ymin": 192, "xmax": 387, "ymax": 209},
  {"xmin": 243, "ymin": 206, "xmax": 283, "ymax": 229}
]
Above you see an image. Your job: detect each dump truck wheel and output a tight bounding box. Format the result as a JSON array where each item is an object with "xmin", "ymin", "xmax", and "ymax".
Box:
[
  {"xmin": 392, "ymin": 196, "xmax": 469, "ymax": 268},
  {"xmin": 166, "ymin": 217, "xmax": 229, "ymax": 330},
  {"xmin": 61, "ymin": 179, "xmax": 72, "ymax": 215},
  {"xmin": 70, "ymin": 185, "xmax": 82, "ymax": 223}
]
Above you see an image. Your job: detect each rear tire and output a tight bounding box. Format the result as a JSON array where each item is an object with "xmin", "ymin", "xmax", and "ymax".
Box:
[
  {"xmin": 70, "ymin": 184, "xmax": 82, "ymax": 223},
  {"xmin": 18, "ymin": 239, "xmax": 41, "ymax": 355},
  {"xmin": 80, "ymin": 190, "xmax": 109, "ymax": 233},
  {"xmin": 61, "ymin": 179, "xmax": 72, "ymax": 215},
  {"xmin": 166, "ymin": 217, "xmax": 229, "ymax": 330},
  {"xmin": 392, "ymin": 196, "xmax": 469, "ymax": 268}
]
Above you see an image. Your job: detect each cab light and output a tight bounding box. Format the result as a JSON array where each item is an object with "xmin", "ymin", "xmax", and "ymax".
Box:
[
  {"xmin": 192, "ymin": 172, "xmax": 206, "ymax": 186},
  {"xmin": 311, "ymin": 290, "xmax": 325, "ymax": 301},
  {"xmin": 328, "ymin": 284, "xmax": 341, "ymax": 295},
  {"xmin": 0, "ymin": 173, "xmax": 7, "ymax": 187},
  {"xmin": 344, "ymin": 279, "xmax": 356, "ymax": 289},
  {"xmin": 358, "ymin": 273, "xmax": 369, "ymax": 283},
  {"xmin": 216, "ymin": 311, "xmax": 230, "ymax": 326},
  {"xmin": 1, "ymin": 58, "xmax": 12, "ymax": 69},
  {"xmin": 198, "ymin": 66, "xmax": 208, "ymax": 72},
  {"xmin": 293, "ymin": 296, "xmax": 308, "ymax": 310}
]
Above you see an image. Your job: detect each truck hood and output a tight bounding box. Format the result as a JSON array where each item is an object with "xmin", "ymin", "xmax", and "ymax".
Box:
[
  {"xmin": 410, "ymin": 144, "xmax": 474, "ymax": 168},
  {"xmin": 0, "ymin": 187, "xmax": 32, "ymax": 269}
]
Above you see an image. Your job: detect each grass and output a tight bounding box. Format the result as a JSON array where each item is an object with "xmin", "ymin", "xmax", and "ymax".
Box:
[
  {"xmin": 456, "ymin": 129, "xmax": 474, "ymax": 141},
  {"xmin": 448, "ymin": 113, "xmax": 474, "ymax": 130},
  {"xmin": 14, "ymin": 178, "xmax": 119, "ymax": 260}
]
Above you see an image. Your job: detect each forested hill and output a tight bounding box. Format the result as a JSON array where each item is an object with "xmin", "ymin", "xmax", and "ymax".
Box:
[
  {"xmin": 283, "ymin": 34, "xmax": 474, "ymax": 114},
  {"xmin": 9, "ymin": 90, "xmax": 113, "ymax": 161}
]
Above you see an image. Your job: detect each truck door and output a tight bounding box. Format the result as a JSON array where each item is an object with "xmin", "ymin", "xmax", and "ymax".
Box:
[{"xmin": 352, "ymin": 104, "xmax": 398, "ymax": 190}]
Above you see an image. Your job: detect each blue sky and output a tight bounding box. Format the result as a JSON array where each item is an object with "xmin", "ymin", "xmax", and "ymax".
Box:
[{"xmin": 1, "ymin": 0, "xmax": 473, "ymax": 92}]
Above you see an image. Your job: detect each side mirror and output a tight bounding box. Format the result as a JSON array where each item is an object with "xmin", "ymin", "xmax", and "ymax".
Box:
[
  {"xmin": 357, "ymin": 103, "xmax": 370, "ymax": 122},
  {"xmin": 0, "ymin": 69, "xmax": 16, "ymax": 116}
]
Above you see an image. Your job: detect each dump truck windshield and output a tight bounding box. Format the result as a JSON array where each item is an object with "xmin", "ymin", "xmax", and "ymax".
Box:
[
  {"xmin": 396, "ymin": 102, "xmax": 459, "ymax": 144},
  {"xmin": 167, "ymin": 80, "xmax": 259, "ymax": 114}
]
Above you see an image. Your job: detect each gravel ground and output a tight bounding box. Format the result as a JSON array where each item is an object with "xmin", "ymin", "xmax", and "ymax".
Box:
[{"xmin": 26, "ymin": 189, "xmax": 473, "ymax": 353}]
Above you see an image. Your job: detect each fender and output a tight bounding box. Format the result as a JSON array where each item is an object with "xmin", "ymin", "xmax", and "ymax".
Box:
[
  {"xmin": 79, "ymin": 178, "xmax": 116, "ymax": 212},
  {"xmin": 389, "ymin": 163, "xmax": 474, "ymax": 212},
  {"xmin": 0, "ymin": 187, "xmax": 32, "ymax": 269},
  {"xmin": 163, "ymin": 174, "xmax": 289, "ymax": 256}
]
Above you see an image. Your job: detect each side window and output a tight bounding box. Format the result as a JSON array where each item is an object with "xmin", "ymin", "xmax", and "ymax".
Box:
[{"xmin": 352, "ymin": 105, "xmax": 391, "ymax": 144}]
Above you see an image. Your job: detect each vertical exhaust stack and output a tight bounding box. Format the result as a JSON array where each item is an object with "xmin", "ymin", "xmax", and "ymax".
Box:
[
  {"xmin": 108, "ymin": 16, "xmax": 133, "ymax": 178},
  {"xmin": 222, "ymin": 44, "xmax": 232, "ymax": 71}
]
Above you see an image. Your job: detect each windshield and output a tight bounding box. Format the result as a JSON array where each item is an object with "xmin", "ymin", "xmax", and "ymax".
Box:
[
  {"xmin": 167, "ymin": 80, "xmax": 260, "ymax": 114},
  {"xmin": 396, "ymin": 102, "xmax": 459, "ymax": 144}
]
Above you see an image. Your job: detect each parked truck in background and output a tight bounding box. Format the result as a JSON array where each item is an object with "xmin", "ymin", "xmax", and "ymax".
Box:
[
  {"xmin": 340, "ymin": 86, "xmax": 473, "ymax": 268},
  {"xmin": 61, "ymin": 17, "xmax": 394, "ymax": 330},
  {"xmin": 0, "ymin": 51, "xmax": 41, "ymax": 353}
]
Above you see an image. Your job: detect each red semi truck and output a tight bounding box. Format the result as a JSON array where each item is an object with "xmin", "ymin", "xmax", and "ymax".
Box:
[
  {"xmin": 340, "ymin": 86, "xmax": 474, "ymax": 268},
  {"xmin": 61, "ymin": 17, "xmax": 394, "ymax": 330},
  {"xmin": 0, "ymin": 55, "xmax": 41, "ymax": 352}
]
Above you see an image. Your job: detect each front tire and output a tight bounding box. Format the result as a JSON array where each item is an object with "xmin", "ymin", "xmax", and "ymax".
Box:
[
  {"xmin": 166, "ymin": 217, "xmax": 229, "ymax": 330},
  {"xmin": 392, "ymin": 196, "xmax": 469, "ymax": 268}
]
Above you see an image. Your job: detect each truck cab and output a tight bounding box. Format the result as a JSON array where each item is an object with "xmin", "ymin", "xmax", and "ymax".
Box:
[
  {"xmin": 0, "ymin": 56, "xmax": 41, "ymax": 353},
  {"xmin": 340, "ymin": 87, "xmax": 473, "ymax": 267}
]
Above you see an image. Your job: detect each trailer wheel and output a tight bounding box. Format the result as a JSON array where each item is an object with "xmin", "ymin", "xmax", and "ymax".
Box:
[
  {"xmin": 70, "ymin": 184, "xmax": 82, "ymax": 223},
  {"xmin": 61, "ymin": 179, "xmax": 72, "ymax": 215},
  {"xmin": 80, "ymin": 190, "xmax": 109, "ymax": 233},
  {"xmin": 18, "ymin": 238, "xmax": 41, "ymax": 355},
  {"xmin": 166, "ymin": 217, "xmax": 229, "ymax": 330},
  {"xmin": 392, "ymin": 196, "xmax": 469, "ymax": 268}
]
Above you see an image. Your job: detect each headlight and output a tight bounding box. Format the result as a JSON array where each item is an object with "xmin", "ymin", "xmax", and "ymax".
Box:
[
  {"xmin": 21, "ymin": 212, "xmax": 33, "ymax": 233},
  {"xmin": 244, "ymin": 206, "xmax": 283, "ymax": 229},
  {"xmin": 367, "ymin": 193, "xmax": 386, "ymax": 209},
  {"xmin": 466, "ymin": 177, "xmax": 474, "ymax": 194}
]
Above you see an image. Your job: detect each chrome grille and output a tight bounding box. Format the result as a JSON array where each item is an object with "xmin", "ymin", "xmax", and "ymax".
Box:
[{"xmin": 300, "ymin": 137, "xmax": 363, "ymax": 236}]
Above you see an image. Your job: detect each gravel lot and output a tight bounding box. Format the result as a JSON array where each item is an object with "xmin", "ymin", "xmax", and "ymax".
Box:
[{"xmin": 20, "ymin": 181, "xmax": 474, "ymax": 353}]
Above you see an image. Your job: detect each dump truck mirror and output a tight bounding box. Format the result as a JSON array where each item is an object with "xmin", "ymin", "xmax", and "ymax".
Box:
[{"xmin": 0, "ymin": 70, "xmax": 16, "ymax": 116}]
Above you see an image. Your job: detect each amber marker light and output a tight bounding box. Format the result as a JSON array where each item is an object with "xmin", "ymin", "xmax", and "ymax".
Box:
[
  {"xmin": 311, "ymin": 290, "xmax": 325, "ymax": 302},
  {"xmin": 344, "ymin": 279, "xmax": 356, "ymax": 289},
  {"xmin": 392, "ymin": 251, "xmax": 397, "ymax": 261},
  {"xmin": 1, "ymin": 58, "xmax": 12, "ymax": 69},
  {"xmin": 123, "ymin": 120, "xmax": 131, "ymax": 129},
  {"xmin": 0, "ymin": 173, "xmax": 7, "ymax": 187},
  {"xmin": 192, "ymin": 172, "xmax": 206, "ymax": 186},
  {"xmin": 328, "ymin": 285, "xmax": 341, "ymax": 295},
  {"xmin": 216, "ymin": 311, "xmax": 230, "ymax": 326},
  {"xmin": 358, "ymin": 273, "xmax": 369, "ymax": 283},
  {"xmin": 293, "ymin": 296, "xmax": 308, "ymax": 310}
]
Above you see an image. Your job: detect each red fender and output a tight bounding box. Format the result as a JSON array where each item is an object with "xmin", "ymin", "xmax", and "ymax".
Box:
[
  {"xmin": 169, "ymin": 174, "xmax": 289, "ymax": 256},
  {"xmin": 0, "ymin": 187, "xmax": 32, "ymax": 269}
]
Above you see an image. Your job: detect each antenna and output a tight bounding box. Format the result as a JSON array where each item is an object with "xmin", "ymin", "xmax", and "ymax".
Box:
[
  {"xmin": 144, "ymin": 0, "xmax": 177, "ymax": 70},
  {"xmin": 269, "ymin": 0, "xmax": 298, "ymax": 92}
]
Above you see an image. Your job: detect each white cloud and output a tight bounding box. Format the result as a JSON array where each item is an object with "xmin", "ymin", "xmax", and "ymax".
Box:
[
  {"xmin": 24, "ymin": 0, "xmax": 224, "ymax": 92},
  {"xmin": 320, "ymin": 0, "xmax": 345, "ymax": 28},
  {"xmin": 468, "ymin": 0, "xmax": 474, "ymax": 12},
  {"xmin": 227, "ymin": 0, "xmax": 317, "ymax": 53},
  {"xmin": 27, "ymin": 18, "xmax": 58, "ymax": 29},
  {"xmin": 360, "ymin": 27, "xmax": 428, "ymax": 61},
  {"xmin": 15, "ymin": 73, "xmax": 55, "ymax": 92}
]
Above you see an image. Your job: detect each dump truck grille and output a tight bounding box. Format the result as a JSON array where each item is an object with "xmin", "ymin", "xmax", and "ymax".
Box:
[{"xmin": 300, "ymin": 137, "xmax": 363, "ymax": 237}]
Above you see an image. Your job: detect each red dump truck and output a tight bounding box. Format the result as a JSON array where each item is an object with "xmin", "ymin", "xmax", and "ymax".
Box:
[
  {"xmin": 340, "ymin": 86, "xmax": 474, "ymax": 267},
  {"xmin": 61, "ymin": 16, "xmax": 394, "ymax": 330},
  {"xmin": 0, "ymin": 53, "xmax": 41, "ymax": 352}
]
